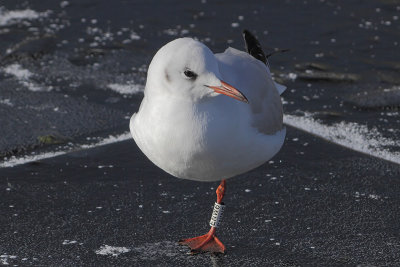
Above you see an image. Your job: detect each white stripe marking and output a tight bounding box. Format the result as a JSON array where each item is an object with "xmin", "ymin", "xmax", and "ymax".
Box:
[
  {"xmin": 0, "ymin": 132, "xmax": 131, "ymax": 168},
  {"xmin": 284, "ymin": 113, "xmax": 400, "ymax": 165}
]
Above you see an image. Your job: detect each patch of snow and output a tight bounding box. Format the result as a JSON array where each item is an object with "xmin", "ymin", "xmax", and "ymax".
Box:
[
  {"xmin": 163, "ymin": 28, "xmax": 178, "ymax": 36},
  {"xmin": 80, "ymin": 132, "xmax": 131, "ymax": 149},
  {"xmin": 368, "ymin": 194, "xmax": 380, "ymax": 200},
  {"xmin": 0, "ymin": 255, "xmax": 17, "ymax": 265},
  {"xmin": 98, "ymin": 165, "xmax": 114, "ymax": 169},
  {"xmin": 0, "ymin": 7, "xmax": 50, "ymax": 26},
  {"xmin": 95, "ymin": 245, "xmax": 130, "ymax": 257},
  {"xmin": 0, "ymin": 99, "xmax": 13, "ymax": 106},
  {"xmin": 2, "ymin": 64, "xmax": 49, "ymax": 92},
  {"xmin": 107, "ymin": 83, "xmax": 144, "ymax": 95},
  {"xmin": 3, "ymin": 64, "xmax": 33, "ymax": 79},
  {"xmin": 62, "ymin": 240, "xmax": 78, "ymax": 245},
  {"xmin": 284, "ymin": 113, "xmax": 400, "ymax": 165},
  {"xmin": 285, "ymin": 73, "xmax": 297, "ymax": 81},
  {"xmin": 60, "ymin": 1, "xmax": 69, "ymax": 8},
  {"xmin": 130, "ymin": 32, "xmax": 141, "ymax": 40}
]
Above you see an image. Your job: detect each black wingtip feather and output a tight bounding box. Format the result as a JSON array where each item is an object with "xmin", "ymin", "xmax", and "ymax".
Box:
[{"xmin": 242, "ymin": 29, "xmax": 267, "ymax": 64}]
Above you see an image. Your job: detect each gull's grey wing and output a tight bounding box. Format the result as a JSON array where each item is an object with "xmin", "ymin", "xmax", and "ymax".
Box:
[{"xmin": 216, "ymin": 48, "xmax": 283, "ymax": 135}]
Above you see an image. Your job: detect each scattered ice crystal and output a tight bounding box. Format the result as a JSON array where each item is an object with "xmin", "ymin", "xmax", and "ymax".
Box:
[{"xmin": 95, "ymin": 245, "xmax": 131, "ymax": 257}]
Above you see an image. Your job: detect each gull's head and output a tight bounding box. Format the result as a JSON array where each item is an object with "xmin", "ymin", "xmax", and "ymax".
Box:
[{"xmin": 146, "ymin": 38, "xmax": 247, "ymax": 103}]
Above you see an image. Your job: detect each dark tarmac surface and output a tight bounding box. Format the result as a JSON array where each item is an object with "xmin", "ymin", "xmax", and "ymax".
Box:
[
  {"xmin": 1, "ymin": 126, "xmax": 399, "ymax": 266},
  {"xmin": 0, "ymin": 0, "xmax": 400, "ymax": 266},
  {"xmin": 0, "ymin": 87, "xmax": 127, "ymax": 156}
]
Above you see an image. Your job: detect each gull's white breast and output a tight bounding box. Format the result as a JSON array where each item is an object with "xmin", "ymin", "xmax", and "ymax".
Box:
[{"xmin": 131, "ymin": 47, "xmax": 286, "ymax": 182}]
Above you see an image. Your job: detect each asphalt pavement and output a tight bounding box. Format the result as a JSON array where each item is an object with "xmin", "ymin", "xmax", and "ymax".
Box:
[{"xmin": 1, "ymin": 126, "xmax": 399, "ymax": 266}]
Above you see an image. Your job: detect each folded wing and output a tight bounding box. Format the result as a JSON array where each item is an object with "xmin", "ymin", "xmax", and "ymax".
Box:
[{"xmin": 216, "ymin": 48, "xmax": 283, "ymax": 135}]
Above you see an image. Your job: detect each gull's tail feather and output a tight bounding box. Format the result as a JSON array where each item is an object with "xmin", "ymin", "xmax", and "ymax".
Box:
[
  {"xmin": 242, "ymin": 29, "xmax": 267, "ymax": 65},
  {"xmin": 243, "ymin": 30, "xmax": 286, "ymax": 95}
]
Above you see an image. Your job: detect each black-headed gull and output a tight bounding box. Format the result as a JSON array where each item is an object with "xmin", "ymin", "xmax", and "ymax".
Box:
[{"xmin": 130, "ymin": 30, "xmax": 286, "ymax": 254}]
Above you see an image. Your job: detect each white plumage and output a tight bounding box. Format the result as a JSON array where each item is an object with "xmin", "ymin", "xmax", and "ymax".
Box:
[{"xmin": 130, "ymin": 37, "xmax": 285, "ymax": 181}]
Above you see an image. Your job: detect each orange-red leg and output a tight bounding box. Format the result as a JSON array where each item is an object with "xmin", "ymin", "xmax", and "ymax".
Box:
[{"xmin": 179, "ymin": 180, "xmax": 227, "ymax": 254}]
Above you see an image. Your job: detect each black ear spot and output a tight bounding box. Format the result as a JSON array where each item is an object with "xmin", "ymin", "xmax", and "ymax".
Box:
[
  {"xmin": 165, "ymin": 70, "xmax": 171, "ymax": 82},
  {"xmin": 184, "ymin": 69, "xmax": 197, "ymax": 79}
]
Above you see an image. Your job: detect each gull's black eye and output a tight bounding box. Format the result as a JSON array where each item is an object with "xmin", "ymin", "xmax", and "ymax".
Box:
[{"xmin": 184, "ymin": 69, "xmax": 197, "ymax": 79}]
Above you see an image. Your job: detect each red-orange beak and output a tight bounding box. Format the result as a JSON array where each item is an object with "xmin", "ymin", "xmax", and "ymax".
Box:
[{"xmin": 206, "ymin": 81, "xmax": 248, "ymax": 103}]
